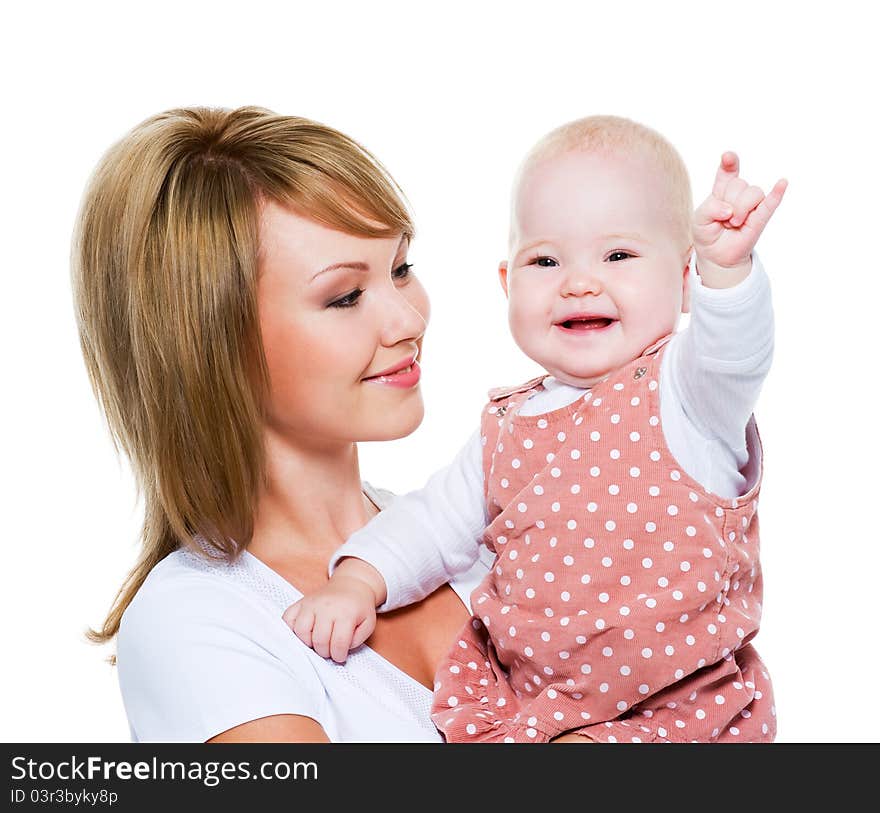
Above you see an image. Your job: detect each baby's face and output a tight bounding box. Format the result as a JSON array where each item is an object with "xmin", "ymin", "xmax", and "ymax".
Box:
[{"xmin": 501, "ymin": 148, "xmax": 691, "ymax": 388}]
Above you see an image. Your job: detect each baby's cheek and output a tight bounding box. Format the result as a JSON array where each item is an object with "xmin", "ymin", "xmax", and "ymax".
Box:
[{"xmin": 507, "ymin": 303, "xmax": 538, "ymax": 345}]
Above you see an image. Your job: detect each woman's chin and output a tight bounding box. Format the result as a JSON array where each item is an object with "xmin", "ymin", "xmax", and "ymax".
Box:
[{"xmin": 359, "ymin": 401, "xmax": 425, "ymax": 442}]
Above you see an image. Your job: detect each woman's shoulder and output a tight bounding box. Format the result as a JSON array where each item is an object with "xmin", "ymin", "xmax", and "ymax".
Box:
[
  {"xmin": 120, "ymin": 543, "xmax": 301, "ymax": 642},
  {"xmin": 118, "ymin": 544, "xmax": 309, "ymax": 673},
  {"xmin": 123, "ymin": 548, "xmax": 250, "ymax": 618},
  {"xmin": 116, "ymin": 548, "xmax": 326, "ymax": 742}
]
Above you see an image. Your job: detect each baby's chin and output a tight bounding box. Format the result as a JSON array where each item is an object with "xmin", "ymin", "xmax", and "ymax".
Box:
[{"xmin": 546, "ymin": 366, "xmax": 614, "ymax": 389}]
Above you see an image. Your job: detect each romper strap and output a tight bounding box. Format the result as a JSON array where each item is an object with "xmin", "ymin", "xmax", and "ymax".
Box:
[
  {"xmin": 639, "ymin": 332, "xmax": 674, "ymax": 358},
  {"xmin": 487, "ymin": 374, "xmax": 549, "ymax": 402}
]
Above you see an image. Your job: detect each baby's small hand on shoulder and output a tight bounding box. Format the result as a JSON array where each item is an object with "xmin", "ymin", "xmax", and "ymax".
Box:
[
  {"xmin": 282, "ymin": 576, "xmax": 378, "ymax": 664},
  {"xmin": 693, "ymin": 151, "xmax": 787, "ymax": 288}
]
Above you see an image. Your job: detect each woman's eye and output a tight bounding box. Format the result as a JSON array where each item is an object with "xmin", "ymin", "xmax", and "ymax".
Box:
[
  {"xmin": 328, "ymin": 288, "xmax": 363, "ymax": 309},
  {"xmin": 607, "ymin": 251, "xmax": 633, "ymax": 262},
  {"xmin": 532, "ymin": 256, "xmax": 558, "ymax": 268},
  {"xmin": 392, "ymin": 262, "xmax": 413, "ymax": 280}
]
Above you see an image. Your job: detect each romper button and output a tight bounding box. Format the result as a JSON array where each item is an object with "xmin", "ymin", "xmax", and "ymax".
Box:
[
  {"xmin": 634, "ymin": 367, "xmax": 647, "ymax": 379},
  {"xmin": 497, "ymin": 405, "xmax": 508, "ymax": 416}
]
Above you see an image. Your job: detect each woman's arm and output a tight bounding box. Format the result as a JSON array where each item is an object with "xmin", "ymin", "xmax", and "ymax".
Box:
[{"xmin": 207, "ymin": 714, "xmax": 331, "ymax": 743}]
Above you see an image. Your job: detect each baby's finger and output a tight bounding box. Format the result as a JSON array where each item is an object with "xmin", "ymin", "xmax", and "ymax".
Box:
[
  {"xmin": 281, "ymin": 601, "xmax": 301, "ymax": 630},
  {"xmin": 729, "ymin": 184, "xmax": 766, "ymax": 228},
  {"xmin": 329, "ymin": 619, "xmax": 358, "ymax": 664},
  {"xmin": 694, "ymin": 195, "xmax": 734, "ymax": 227},
  {"xmin": 717, "ymin": 175, "xmax": 747, "ymax": 206},
  {"xmin": 763, "ymin": 178, "xmax": 788, "ymax": 216},
  {"xmin": 712, "ymin": 151, "xmax": 740, "ymax": 199},
  {"xmin": 744, "ymin": 178, "xmax": 788, "ymax": 236},
  {"xmin": 310, "ymin": 615, "xmax": 335, "ymax": 660},
  {"xmin": 350, "ymin": 614, "xmax": 376, "ymax": 651},
  {"xmin": 291, "ymin": 608, "xmax": 316, "ymax": 649}
]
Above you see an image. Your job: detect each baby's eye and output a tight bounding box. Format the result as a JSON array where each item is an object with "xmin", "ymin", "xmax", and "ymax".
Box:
[
  {"xmin": 607, "ymin": 251, "xmax": 633, "ymax": 262},
  {"xmin": 328, "ymin": 289, "xmax": 364, "ymax": 309},
  {"xmin": 392, "ymin": 261, "xmax": 413, "ymax": 280},
  {"xmin": 532, "ymin": 256, "xmax": 558, "ymax": 268}
]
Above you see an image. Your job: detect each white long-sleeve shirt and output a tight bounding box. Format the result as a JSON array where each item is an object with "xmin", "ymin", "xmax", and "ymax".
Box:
[{"xmin": 331, "ymin": 251, "xmax": 774, "ymax": 611}]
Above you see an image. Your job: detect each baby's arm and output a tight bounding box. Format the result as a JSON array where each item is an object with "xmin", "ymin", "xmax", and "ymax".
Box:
[
  {"xmin": 283, "ymin": 430, "xmax": 488, "ymax": 662},
  {"xmin": 669, "ymin": 153, "xmax": 786, "ymax": 461}
]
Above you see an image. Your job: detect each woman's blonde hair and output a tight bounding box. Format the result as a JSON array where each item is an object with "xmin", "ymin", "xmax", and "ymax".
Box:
[{"xmin": 72, "ymin": 106, "xmax": 415, "ymax": 648}]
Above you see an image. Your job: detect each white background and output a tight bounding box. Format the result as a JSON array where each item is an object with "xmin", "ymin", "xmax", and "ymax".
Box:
[{"xmin": 2, "ymin": 0, "xmax": 877, "ymax": 743}]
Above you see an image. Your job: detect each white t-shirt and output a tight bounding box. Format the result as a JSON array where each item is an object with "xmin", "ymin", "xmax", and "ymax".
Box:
[{"xmin": 116, "ymin": 483, "xmax": 493, "ymax": 743}]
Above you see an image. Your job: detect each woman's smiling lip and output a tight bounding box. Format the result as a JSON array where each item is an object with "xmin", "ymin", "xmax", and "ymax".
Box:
[{"xmin": 362, "ymin": 354, "xmax": 421, "ymax": 387}]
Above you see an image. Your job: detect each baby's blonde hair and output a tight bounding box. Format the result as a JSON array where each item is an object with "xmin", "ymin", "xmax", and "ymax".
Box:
[{"xmin": 510, "ymin": 114, "xmax": 693, "ymax": 254}]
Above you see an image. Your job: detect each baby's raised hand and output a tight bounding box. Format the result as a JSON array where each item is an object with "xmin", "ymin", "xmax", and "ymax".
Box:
[
  {"xmin": 282, "ymin": 559, "xmax": 386, "ymax": 663},
  {"xmin": 693, "ymin": 151, "xmax": 787, "ymax": 286}
]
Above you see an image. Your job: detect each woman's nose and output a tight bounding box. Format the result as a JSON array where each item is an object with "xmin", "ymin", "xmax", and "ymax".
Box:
[{"xmin": 379, "ymin": 285, "xmax": 427, "ymax": 347}]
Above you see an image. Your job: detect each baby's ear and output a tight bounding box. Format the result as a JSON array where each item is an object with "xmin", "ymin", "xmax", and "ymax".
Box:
[{"xmin": 498, "ymin": 261, "xmax": 510, "ymax": 297}]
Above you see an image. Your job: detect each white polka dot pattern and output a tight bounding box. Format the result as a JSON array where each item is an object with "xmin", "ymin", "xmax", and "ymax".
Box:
[{"xmin": 429, "ymin": 337, "xmax": 775, "ymax": 743}]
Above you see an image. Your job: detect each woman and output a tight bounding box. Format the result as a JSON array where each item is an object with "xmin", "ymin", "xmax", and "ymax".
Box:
[{"xmin": 71, "ymin": 106, "xmax": 492, "ymax": 742}]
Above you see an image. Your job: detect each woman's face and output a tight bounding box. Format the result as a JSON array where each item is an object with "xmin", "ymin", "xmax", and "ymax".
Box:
[{"xmin": 257, "ymin": 199, "xmax": 429, "ymax": 449}]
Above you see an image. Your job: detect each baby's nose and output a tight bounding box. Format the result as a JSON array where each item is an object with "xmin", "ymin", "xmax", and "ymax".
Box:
[{"xmin": 562, "ymin": 266, "xmax": 602, "ymax": 296}]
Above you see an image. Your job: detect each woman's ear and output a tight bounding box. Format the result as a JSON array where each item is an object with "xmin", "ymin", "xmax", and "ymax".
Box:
[{"xmin": 498, "ymin": 261, "xmax": 509, "ymax": 298}]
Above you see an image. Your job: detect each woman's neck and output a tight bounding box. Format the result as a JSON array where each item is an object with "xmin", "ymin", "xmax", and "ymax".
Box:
[{"xmin": 247, "ymin": 429, "xmax": 376, "ymax": 570}]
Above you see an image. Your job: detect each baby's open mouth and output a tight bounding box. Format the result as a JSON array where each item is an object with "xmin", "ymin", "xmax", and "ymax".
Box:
[{"xmin": 558, "ymin": 317, "xmax": 615, "ymax": 330}]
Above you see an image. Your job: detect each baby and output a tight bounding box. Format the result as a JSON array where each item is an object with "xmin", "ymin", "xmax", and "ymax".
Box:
[{"xmin": 284, "ymin": 115, "xmax": 787, "ymax": 743}]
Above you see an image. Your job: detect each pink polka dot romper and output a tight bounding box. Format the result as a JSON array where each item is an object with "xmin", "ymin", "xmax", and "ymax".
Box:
[{"xmin": 429, "ymin": 335, "xmax": 775, "ymax": 743}]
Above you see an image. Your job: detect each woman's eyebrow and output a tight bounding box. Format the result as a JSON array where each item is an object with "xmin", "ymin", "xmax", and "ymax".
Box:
[
  {"xmin": 311, "ymin": 261, "xmax": 368, "ymax": 282},
  {"xmin": 310, "ymin": 234, "xmax": 408, "ymax": 282}
]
